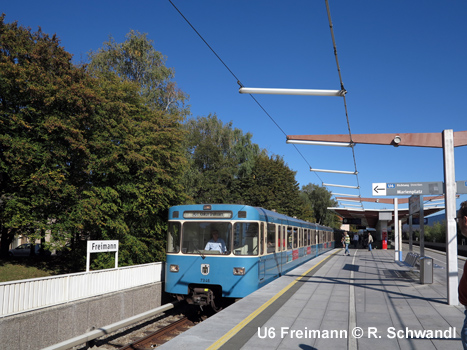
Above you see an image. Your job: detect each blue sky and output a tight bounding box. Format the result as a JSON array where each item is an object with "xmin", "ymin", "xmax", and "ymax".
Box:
[{"xmin": 3, "ymin": 0, "xmax": 467, "ymax": 211}]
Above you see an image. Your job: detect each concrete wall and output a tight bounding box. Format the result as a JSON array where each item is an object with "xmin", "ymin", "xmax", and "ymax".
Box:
[{"xmin": 0, "ymin": 282, "xmax": 164, "ymax": 350}]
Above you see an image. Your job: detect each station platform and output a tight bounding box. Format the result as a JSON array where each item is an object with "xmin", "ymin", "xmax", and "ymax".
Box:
[{"xmin": 159, "ymin": 248, "xmax": 465, "ymax": 350}]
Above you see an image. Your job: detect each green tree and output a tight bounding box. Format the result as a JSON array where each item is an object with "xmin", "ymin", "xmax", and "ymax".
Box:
[
  {"xmin": 301, "ymin": 184, "xmax": 339, "ymax": 228},
  {"xmin": 0, "ymin": 14, "xmax": 101, "ymax": 257},
  {"xmin": 87, "ymin": 30, "xmax": 189, "ymax": 116},
  {"xmin": 0, "ymin": 16, "xmax": 187, "ymax": 265},
  {"xmin": 183, "ymin": 114, "xmax": 263, "ymax": 204},
  {"xmin": 425, "ymin": 220, "xmax": 446, "ymax": 243},
  {"xmin": 239, "ymin": 154, "xmax": 305, "ymax": 218},
  {"xmin": 86, "ymin": 30, "xmax": 190, "ymax": 264}
]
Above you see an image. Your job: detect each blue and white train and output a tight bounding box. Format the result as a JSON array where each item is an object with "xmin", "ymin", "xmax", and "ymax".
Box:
[{"xmin": 165, "ymin": 204, "xmax": 335, "ymax": 311}]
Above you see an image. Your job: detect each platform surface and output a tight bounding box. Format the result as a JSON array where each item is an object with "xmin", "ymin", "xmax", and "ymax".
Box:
[{"xmin": 159, "ymin": 247, "xmax": 465, "ymax": 349}]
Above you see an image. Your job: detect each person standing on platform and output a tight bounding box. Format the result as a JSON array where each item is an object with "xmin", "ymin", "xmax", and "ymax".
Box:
[
  {"xmin": 353, "ymin": 232, "xmax": 359, "ymax": 248},
  {"xmin": 457, "ymin": 201, "xmax": 467, "ymax": 349},
  {"xmin": 343, "ymin": 232, "xmax": 350, "ymax": 256},
  {"xmin": 368, "ymin": 232, "xmax": 373, "ymax": 251}
]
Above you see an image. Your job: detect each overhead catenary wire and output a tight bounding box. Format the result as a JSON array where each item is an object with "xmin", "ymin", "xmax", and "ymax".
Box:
[
  {"xmin": 324, "ymin": 0, "xmax": 363, "ymax": 205},
  {"xmin": 167, "ymin": 0, "xmax": 324, "ymax": 182}
]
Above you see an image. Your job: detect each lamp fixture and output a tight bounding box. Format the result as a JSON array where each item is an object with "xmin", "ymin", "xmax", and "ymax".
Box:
[
  {"xmin": 239, "ymin": 87, "xmax": 346, "ymax": 97},
  {"xmin": 323, "ymin": 183, "xmax": 360, "ymax": 189},
  {"xmin": 331, "ymin": 193, "xmax": 360, "ymax": 197},
  {"xmin": 310, "ymin": 167, "xmax": 358, "ymax": 175},
  {"xmin": 287, "ymin": 140, "xmax": 353, "ymax": 147}
]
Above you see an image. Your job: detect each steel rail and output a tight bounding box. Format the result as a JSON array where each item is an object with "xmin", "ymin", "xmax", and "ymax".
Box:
[{"xmin": 42, "ymin": 301, "xmax": 179, "ymax": 350}]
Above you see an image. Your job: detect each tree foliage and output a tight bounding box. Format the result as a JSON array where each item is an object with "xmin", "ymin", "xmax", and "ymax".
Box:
[
  {"xmin": 425, "ymin": 220, "xmax": 446, "ymax": 243},
  {"xmin": 0, "ymin": 15, "xmax": 100, "ymax": 258},
  {"xmin": 182, "ymin": 115, "xmax": 338, "ymax": 224},
  {"xmin": 0, "ymin": 16, "xmax": 187, "ymax": 265},
  {"xmin": 182, "ymin": 114, "xmax": 263, "ymax": 204},
  {"xmin": 239, "ymin": 154, "xmax": 306, "ymax": 218},
  {"xmin": 301, "ymin": 183, "xmax": 340, "ymax": 228},
  {"xmin": 87, "ymin": 30, "xmax": 189, "ymax": 116},
  {"xmin": 0, "ymin": 15, "xmax": 340, "ymax": 268}
]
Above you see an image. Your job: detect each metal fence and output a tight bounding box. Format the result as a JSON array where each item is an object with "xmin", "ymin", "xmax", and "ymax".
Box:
[{"xmin": 0, "ymin": 262, "xmax": 164, "ymax": 317}]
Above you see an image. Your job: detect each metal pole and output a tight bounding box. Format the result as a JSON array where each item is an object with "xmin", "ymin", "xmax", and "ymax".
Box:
[
  {"xmin": 394, "ymin": 198, "xmax": 400, "ymax": 261},
  {"xmin": 409, "ymin": 215, "xmax": 413, "ymax": 252},
  {"xmin": 443, "ymin": 129, "xmax": 458, "ymax": 305},
  {"xmin": 419, "ymin": 196, "xmax": 425, "ymax": 257},
  {"xmin": 399, "ymin": 219, "xmax": 403, "ymax": 260}
]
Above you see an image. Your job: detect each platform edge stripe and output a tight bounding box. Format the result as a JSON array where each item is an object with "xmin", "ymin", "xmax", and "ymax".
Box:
[{"xmin": 207, "ymin": 249, "xmax": 340, "ymax": 350}]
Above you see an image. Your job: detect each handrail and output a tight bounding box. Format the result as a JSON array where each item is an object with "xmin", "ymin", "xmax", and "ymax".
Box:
[{"xmin": 0, "ymin": 262, "xmax": 164, "ymax": 317}]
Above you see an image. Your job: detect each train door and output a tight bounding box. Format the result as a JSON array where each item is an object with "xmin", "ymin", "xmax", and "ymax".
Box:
[
  {"xmin": 320, "ymin": 231, "xmax": 324, "ymax": 252},
  {"xmin": 259, "ymin": 222, "xmax": 266, "ymax": 281},
  {"xmin": 267, "ymin": 223, "xmax": 279, "ymax": 276},
  {"xmin": 315, "ymin": 229, "xmax": 319, "ymax": 254},
  {"xmin": 281, "ymin": 225, "xmax": 287, "ymax": 267}
]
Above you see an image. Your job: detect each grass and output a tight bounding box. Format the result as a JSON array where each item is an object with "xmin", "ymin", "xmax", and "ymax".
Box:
[
  {"xmin": 0, "ymin": 256, "xmax": 81, "ymax": 283},
  {"xmin": 0, "ymin": 260, "xmax": 52, "ymax": 282}
]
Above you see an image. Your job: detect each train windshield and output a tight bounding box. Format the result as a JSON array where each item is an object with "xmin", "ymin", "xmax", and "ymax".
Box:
[
  {"xmin": 167, "ymin": 221, "xmax": 260, "ymax": 256},
  {"xmin": 181, "ymin": 222, "xmax": 232, "ymax": 255}
]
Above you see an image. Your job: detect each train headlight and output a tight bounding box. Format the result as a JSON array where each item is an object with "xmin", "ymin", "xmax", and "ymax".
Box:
[
  {"xmin": 233, "ymin": 267, "xmax": 245, "ymax": 275},
  {"xmin": 170, "ymin": 264, "xmax": 179, "ymax": 272}
]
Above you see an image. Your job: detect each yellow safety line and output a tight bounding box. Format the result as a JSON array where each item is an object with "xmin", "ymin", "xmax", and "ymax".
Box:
[{"xmin": 207, "ymin": 249, "xmax": 340, "ymax": 349}]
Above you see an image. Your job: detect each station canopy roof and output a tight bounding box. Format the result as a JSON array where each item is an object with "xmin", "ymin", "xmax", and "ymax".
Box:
[{"xmin": 328, "ymin": 206, "xmax": 445, "ymax": 229}]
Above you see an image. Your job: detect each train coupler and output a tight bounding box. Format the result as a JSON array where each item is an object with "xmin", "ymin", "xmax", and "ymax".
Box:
[{"xmin": 191, "ymin": 287, "xmax": 222, "ymax": 312}]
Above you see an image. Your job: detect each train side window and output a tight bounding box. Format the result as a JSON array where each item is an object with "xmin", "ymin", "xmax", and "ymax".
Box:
[
  {"xmin": 260, "ymin": 223, "xmax": 264, "ymax": 255},
  {"xmin": 167, "ymin": 222, "xmax": 181, "ymax": 253},
  {"xmin": 279, "ymin": 226, "xmax": 283, "ymax": 251},
  {"xmin": 233, "ymin": 222, "xmax": 259, "ymax": 256},
  {"xmin": 287, "ymin": 226, "xmax": 293, "ymax": 250},
  {"xmin": 267, "ymin": 224, "xmax": 276, "ymax": 253},
  {"xmin": 282, "ymin": 226, "xmax": 286, "ymax": 251},
  {"xmin": 292, "ymin": 227, "xmax": 298, "ymax": 249},
  {"xmin": 278, "ymin": 225, "xmax": 285, "ymax": 251}
]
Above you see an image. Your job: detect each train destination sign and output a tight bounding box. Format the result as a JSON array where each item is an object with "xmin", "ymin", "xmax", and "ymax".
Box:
[
  {"xmin": 372, "ymin": 181, "xmax": 444, "ymax": 196},
  {"xmin": 183, "ymin": 211, "xmax": 233, "ymax": 219}
]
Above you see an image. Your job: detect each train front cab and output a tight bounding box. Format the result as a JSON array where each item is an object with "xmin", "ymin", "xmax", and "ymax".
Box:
[
  {"xmin": 165, "ymin": 205, "xmax": 335, "ymax": 310},
  {"xmin": 165, "ymin": 206, "xmax": 264, "ymax": 310}
]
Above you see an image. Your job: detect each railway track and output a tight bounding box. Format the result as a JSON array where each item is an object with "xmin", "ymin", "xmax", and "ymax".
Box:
[{"xmin": 118, "ymin": 316, "xmax": 195, "ymax": 349}]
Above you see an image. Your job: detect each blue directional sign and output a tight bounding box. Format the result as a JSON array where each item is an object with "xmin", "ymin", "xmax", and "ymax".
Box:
[
  {"xmin": 374, "ymin": 181, "xmax": 467, "ymax": 196},
  {"xmin": 372, "ymin": 181, "xmax": 444, "ymax": 196}
]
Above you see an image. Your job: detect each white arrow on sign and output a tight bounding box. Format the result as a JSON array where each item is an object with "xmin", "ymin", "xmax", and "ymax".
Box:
[{"xmin": 372, "ymin": 183, "xmax": 387, "ymax": 196}]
